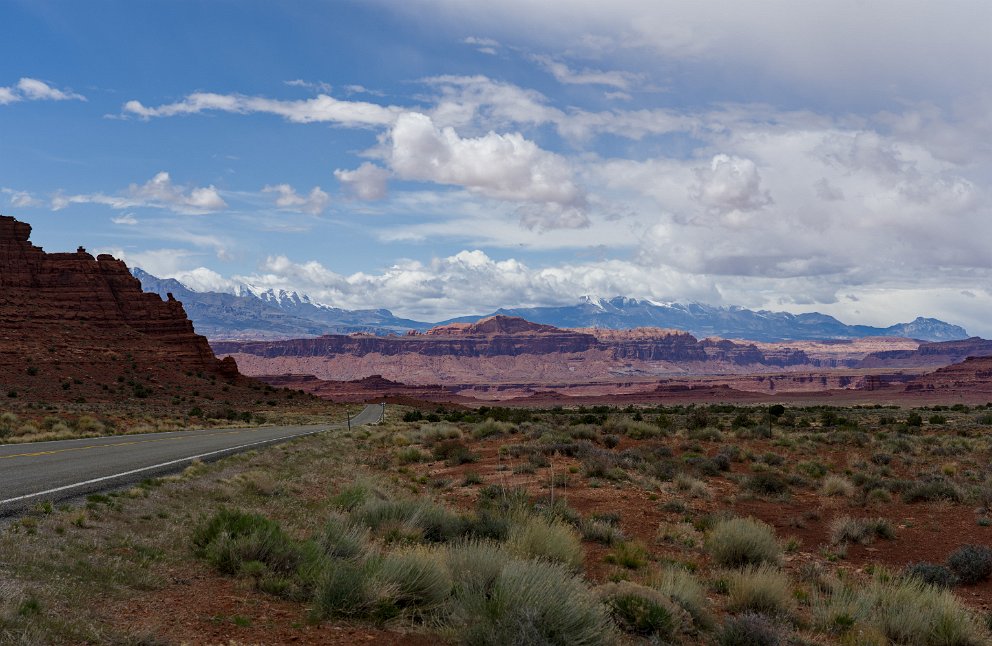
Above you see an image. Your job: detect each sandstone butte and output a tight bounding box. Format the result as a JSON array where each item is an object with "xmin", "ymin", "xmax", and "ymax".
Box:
[{"xmin": 0, "ymin": 214, "xmax": 246, "ymax": 403}]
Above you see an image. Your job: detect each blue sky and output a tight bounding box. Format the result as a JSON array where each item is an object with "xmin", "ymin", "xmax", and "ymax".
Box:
[{"xmin": 2, "ymin": 0, "xmax": 991, "ymax": 335}]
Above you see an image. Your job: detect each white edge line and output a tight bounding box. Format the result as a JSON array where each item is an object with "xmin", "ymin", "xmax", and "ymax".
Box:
[{"xmin": 0, "ymin": 427, "xmax": 329, "ymax": 506}]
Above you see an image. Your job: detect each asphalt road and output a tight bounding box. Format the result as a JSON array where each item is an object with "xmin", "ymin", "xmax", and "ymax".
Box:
[{"xmin": 0, "ymin": 404, "xmax": 383, "ymax": 516}]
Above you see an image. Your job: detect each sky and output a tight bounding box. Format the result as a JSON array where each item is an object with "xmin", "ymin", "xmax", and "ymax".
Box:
[{"xmin": 2, "ymin": 0, "xmax": 991, "ymax": 335}]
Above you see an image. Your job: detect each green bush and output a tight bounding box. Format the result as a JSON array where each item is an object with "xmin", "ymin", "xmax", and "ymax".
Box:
[
  {"xmin": 604, "ymin": 541, "xmax": 649, "ymax": 569},
  {"xmin": 312, "ymin": 557, "xmax": 374, "ymax": 618},
  {"xmin": 706, "ymin": 518, "xmax": 781, "ymax": 568},
  {"xmin": 350, "ymin": 498, "xmax": 467, "ymax": 543},
  {"xmin": 903, "ymin": 562, "xmax": 958, "ymax": 588},
  {"xmin": 375, "ymin": 546, "xmax": 452, "ymax": 611},
  {"xmin": 745, "ymin": 472, "xmax": 788, "ymax": 497},
  {"xmin": 447, "ymin": 557, "xmax": 616, "ymax": 646},
  {"xmin": 598, "ymin": 580, "xmax": 688, "ymax": 638},
  {"xmin": 947, "ymin": 544, "xmax": 992, "ymax": 585},
  {"xmin": 192, "ymin": 508, "xmax": 301, "ymax": 576},
  {"xmin": 903, "ymin": 479, "xmax": 962, "ymax": 503},
  {"xmin": 726, "ymin": 565, "xmax": 793, "ymax": 616},
  {"xmin": 507, "ymin": 515, "xmax": 583, "ymax": 569},
  {"xmin": 321, "ymin": 513, "xmax": 371, "ymax": 559}
]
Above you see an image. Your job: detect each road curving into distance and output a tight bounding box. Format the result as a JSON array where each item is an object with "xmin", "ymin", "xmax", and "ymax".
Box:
[{"xmin": 0, "ymin": 403, "xmax": 384, "ymax": 517}]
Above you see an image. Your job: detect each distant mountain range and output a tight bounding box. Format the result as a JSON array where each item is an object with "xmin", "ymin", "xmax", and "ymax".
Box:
[
  {"xmin": 131, "ymin": 269, "xmax": 425, "ymax": 340},
  {"xmin": 132, "ymin": 270, "xmax": 969, "ymax": 343}
]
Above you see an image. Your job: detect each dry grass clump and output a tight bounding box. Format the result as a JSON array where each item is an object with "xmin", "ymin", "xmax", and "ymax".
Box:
[
  {"xmin": 819, "ymin": 475, "xmax": 856, "ymax": 498},
  {"xmin": 809, "ymin": 577, "xmax": 990, "ymax": 645},
  {"xmin": 650, "ymin": 565, "xmax": 713, "ymax": 631},
  {"xmin": 506, "ymin": 515, "xmax": 583, "ymax": 569},
  {"xmin": 828, "ymin": 516, "xmax": 895, "ymax": 545},
  {"xmin": 725, "ymin": 565, "xmax": 793, "ymax": 616},
  {"xmin": 706, "ymin": 517, "xmax": 781, "ymax": 568}
]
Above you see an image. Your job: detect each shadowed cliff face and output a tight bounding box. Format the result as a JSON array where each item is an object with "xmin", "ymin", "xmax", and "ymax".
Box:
[{"xmin": 0, "ymin": 215, "xmax": 241, "ymax": 402}]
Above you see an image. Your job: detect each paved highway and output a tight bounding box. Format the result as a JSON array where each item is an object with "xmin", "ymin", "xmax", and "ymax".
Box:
[{"xmin": 0, "ymin": 404, "xmax": 383, "ymax": 516}]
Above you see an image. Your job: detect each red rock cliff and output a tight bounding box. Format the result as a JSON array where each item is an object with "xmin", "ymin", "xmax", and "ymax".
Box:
[{"xmin": 0, "ymin": 215, "xmax": 239, "ymax": 400}]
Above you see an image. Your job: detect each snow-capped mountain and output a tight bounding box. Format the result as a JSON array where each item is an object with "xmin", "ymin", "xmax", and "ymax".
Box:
[
  {"xmin": 131, "ymin": 268, "xmax": 429, "ymax": 340},
  {"xmin": 439, "ymin": 296, "xmax": 969, "ymax": 342},
  {"xmin": 131, "ymin": 270, "xmax": 969, "ymax": 342}
]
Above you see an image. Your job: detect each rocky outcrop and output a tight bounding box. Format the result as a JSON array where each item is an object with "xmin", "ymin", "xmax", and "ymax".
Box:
[
  {"xmin": 214, "ymin": 315, "xmax": 836, "ymax": 386},
  {"xmin": 905, "ymin": 356, "xmax": 992, "ymax": 395},
  {"xmin": 0, "ymin": 215, "xmax": 244, "ymax": 402},
  {"xmin": 860, "ymin": 338, "xmax": 992, "ymax": 369}
]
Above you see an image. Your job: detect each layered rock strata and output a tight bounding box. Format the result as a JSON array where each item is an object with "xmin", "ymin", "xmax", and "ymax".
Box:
[{"xmin": 0, "ymin": 215, "xmax": 241, "ymax": 402}]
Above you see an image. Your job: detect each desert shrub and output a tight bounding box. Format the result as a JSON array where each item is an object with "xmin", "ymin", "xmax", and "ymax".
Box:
[
  {"xmin": 604, "ymin": 541, "xmax": 650, "ymax": 570},
  {"xmin": 74, "ymin": 415, "xmax": 105, "ymax": 434},
  {"xmin": 726, "ymin": 565, "xmax": 793, "ymax": 616},
  {"xmin": 656, "ymin": 521, "xmax": 701, "ymax": 549},
  {"xmin": 651, "ymin": 565, "xmax": 713, "ymax": 631},
  {"xmin": 870, "ymin": 452, "xmax": 892, "ymax": 466},
  {"xmin": 706, "ymin": 518, "xmax": 781, "ymax": 568},
  {"xmin": 820, "ymin": 475, "xmax": 856, "ymax": 498},
  {"xmin": 947, "ymin": 544, "xmax": 992, "ymax": 584},
  {"xmin": 239, "ymin": 470, "xmax": 283, "ymax": 497},
  {"xmin": 313, "ymin": 557, "xmax": 375, "ymax": 618},
  {"xmin": 0, "ymin": 412, "xmax": 20, "ymax": 437},
  {"xmin": 601, "ymin": 433, "xmax": 620, "ymax": 448},
  {"xmin": 351, "ymin": 498, "xmax": 466, "ymax": 543},
  {"xmin": 808, "ymin": 582, "xmax": 872, "ymax": 636},
  {"xmin": 321, "ymin": 513, "xmax": 372, "ymax": 559},
  {"xmin": 674, "ymin": 472, "xmax": 711, "ymax": 498},
  {"xmin": 433, "ymin": 439, "xmax": 478, "ymax": 466},
  {"xmin": 445, "ymin": 540, "xmax": 509, "ymax": 592},
  {"xmin": 598, "ymin": 580, "xmax": 688, "ymax": 639},
  {"xmin": 375, "ymin": 546, "xmax": 452, "ymax": 611},
  {"xmin": 461, "ymin": 503, "xmax": 507, "ymax": 538},
  {"xmin": 605, "ymin": 417, "xmax": 664, "ymax": 439},
  {"xmin": 796, "ymin": 460, "xmax": 827, "ymax": 478},
  {"xmin": 506, "ymin": 516, "xmax": 583, "ymax": 569},
  {"xmin": 447, "ymin": 557, "xmax": 616, "ymax": 646},
  {"xmin": 829, "ymin": 516, "xmax": 895, "ymax": 545},
  {"xmin": 903, "ymin": 478, "xmax": 962, "ymax": 503},
  {"xmin": 976, "ymin": 413, "xmax": 992, "ymax": 426},
  {"xmin": 330, "ymin": 481, "xmax": 381, "ymax": 511},
  {"xmin": 903, "ymin": 562, "xmax": 958, "ymax": 588},
  {"xmin": 192, "ymin": 508, "xmax": 300, "ymax": 576},
  {"xmin": 472, "ymin": 419, "xmax": 513, "ymax": 440},
  {"xmin": 395, "ymin": 447, "xmax": 429, "ymax": 464},
  {"xmin": 745, "ymin": 472, "xmax": 788, "ymax": 497},
  {"xmin": 688, "ymin": 426, "xmax": 723, "ymax": 442},
  {"xmin": 874, "ymin": 579, "xmax": 988, "ymax": 646},
  {"xmin": 580, "ymin": 518, "xmax": 625, "ymax": 545},
  {"xmin": 930, "ymin": 414, "xmax": 948, "ymax": 425},
  {"xmin": 717, "ymin": 612, "xmax": 783, "ymax": 646}
]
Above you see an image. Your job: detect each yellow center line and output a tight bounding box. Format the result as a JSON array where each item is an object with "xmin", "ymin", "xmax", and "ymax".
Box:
[{"xmin": 0, "ymin": 428, "xmax": 258, "ymax": 460}]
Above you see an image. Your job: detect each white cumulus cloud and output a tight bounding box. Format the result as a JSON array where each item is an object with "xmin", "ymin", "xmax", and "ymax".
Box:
[
  {"xmin": 0, "ymin": 77, "xmax": 86, "ymax": 105},
  {"xmin": 334, "ymin": 163, "xmax": 390, "ymax": 200},
  {"xmin": 262, "ymin": 184, "xmax": 330, "ymax": 215},
  {"xmin": 387, "ymin": 111, "xmax": 584, "ymax": 211},
  {"xmin": 52, "ymin": 171, "xmax": 227, "ymax": 215}
]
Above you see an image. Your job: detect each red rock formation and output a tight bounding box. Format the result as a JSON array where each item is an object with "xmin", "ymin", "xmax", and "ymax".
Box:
[
  {"xmin": 0, "ymin": 215, "xmax": 244, "ymax": 402},
  {"xmin": 213, "ymin": 315, "xmax": 829, "ymax": 387},
  {"xmin": 905, "ymin": 356, "xmax": 992, "ymax": 396}
]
